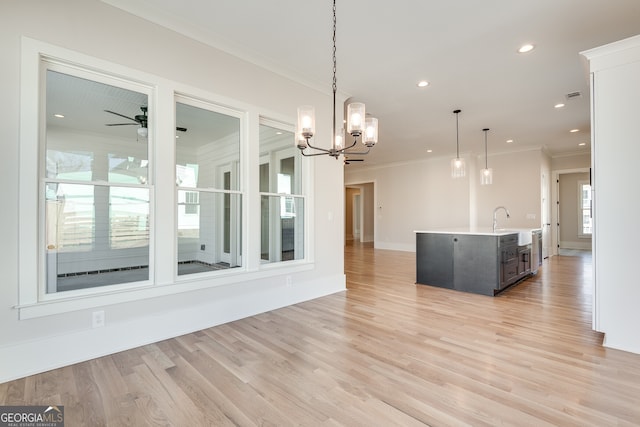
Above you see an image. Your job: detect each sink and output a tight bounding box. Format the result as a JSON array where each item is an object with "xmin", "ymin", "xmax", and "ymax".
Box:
[
  {"xmin": 505, "ymin": 228, "xmax": 532, "ymax": 246},
  {"xmin": 498, "ymin": 229, "xmax": 532, "ymax": 246}
]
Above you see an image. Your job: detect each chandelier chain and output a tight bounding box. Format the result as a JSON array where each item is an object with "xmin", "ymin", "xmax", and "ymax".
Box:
[
  {"xmin": 332, "ymin": 0, "xmax": 337, "ymax": 95},
  {"xmin": 332, "ymin": 0, "xmax": 337, "ymax": 144}
]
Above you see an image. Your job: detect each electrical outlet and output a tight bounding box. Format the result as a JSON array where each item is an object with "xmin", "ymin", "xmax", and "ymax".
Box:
[
  {"xmin": 92, "ymin": 310, "xmax": 105, "ymax": 328},
  {"xmin": 286, "ymin": 275, "xmax": 292, "ymax": 287},
  {"xmin": 200, "ymin": 244, "xmax": 206, "ymax": 250}
]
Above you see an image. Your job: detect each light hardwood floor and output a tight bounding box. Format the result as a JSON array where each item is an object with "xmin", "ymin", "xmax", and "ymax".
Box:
[{"xmin": 2, "ymin": 242, "xmax": 640, "ymax": 426}]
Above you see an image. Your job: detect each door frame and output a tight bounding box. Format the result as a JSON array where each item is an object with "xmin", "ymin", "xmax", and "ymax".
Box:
[
  {"xmin": 344, "ymin": 180, "xmax": 376, "ymax": 246},
  {"xmin": 551, "ymin": 167, "xmax": 590, "ymax": 256}
]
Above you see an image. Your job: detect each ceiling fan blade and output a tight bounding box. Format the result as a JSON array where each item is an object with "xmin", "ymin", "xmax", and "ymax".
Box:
[
  {"xmin": 176, "ymin": 127, "xmax": 187, "ymax": 132},
  {"xmin": 104, "ymin": 110, "xmax": 138, "ymax": 122},
  {"xmin": 106, "ymin": 123, "xmax": 138, "ymax": 126}
]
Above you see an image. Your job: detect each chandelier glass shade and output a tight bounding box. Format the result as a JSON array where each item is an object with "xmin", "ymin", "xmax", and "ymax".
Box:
[{"xmin": 296, "ymin": 0, "xmax": 378, "ymax": 159}]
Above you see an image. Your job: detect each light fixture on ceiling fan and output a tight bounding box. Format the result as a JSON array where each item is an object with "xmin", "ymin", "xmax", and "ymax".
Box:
[
  {"xmin": 295, "ymin": 0, "xmax": 378, "ymax": 159},
  {"xmin": 451, "ymin": 109, "xmax": 465, "ymax": 178},
  {"xmin": 481, "ymin": 128, "xmax": 493, "ymax": 185},
  {"xmin": 105, "ymin": 106, "xmax": 187, "ymax": 138}
]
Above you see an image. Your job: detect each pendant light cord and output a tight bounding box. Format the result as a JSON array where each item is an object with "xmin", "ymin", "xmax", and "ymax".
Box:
[
  {"xmin": 454, "ymin": 109, "xmax": 461, "ymax": 158},
  {"xmin": 483, "ymin": 128, "xmax": 489, "ymax": 169}
]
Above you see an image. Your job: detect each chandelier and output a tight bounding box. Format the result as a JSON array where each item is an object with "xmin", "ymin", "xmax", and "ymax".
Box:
[{"xmin": 296, "ymin": 0, "xmax": 378, "ymax": 158}]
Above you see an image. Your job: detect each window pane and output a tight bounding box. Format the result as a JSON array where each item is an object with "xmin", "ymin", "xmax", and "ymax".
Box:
[
  {"xmin": 259, "ymin": 123, "xmax": 304, "ymax": 264},
  {"xmin": 44, "ymin": 67, "xmax": 151, "ymax": 294},
  {"xmin": 261, "ymin": 195, "xmax": 304, "ymax": 263},
  {"xmin": 46, "ymin": 70, "xmax": 148, "ymax": 183},
  {"xmin": 581, "ymin": 184, "xmax": 591, "ymax": 209},
  {"xmin": 178, "ymin": 191, "xmax": 242, "ymax": 276},
  {"xmin": 46, "ymin": 182, "xmax": 94, "ymax": 252},
  {"xmin": 46, "ymin": 183, "xmax": 150, "ymax": 293},
  {"xmin": 109, "ymin": 186, "xmax": 150, "ymax": 249},
  {"xmin": 175, "ymin": 101, "xmax": 240, "ymax": 190},
  {"xmin": 582, "ymin": 211, "xmax": 592, "ymax": 235}
]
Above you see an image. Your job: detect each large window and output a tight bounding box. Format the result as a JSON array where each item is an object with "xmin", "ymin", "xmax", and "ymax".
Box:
[
  {"xmin": 176, "ymin": 97, "xmax": 242, "ymax": 275},
  {"xmin": 19, "ymin": 40, "xmax": 311, "ymax": 318},
  {"xmin": 259, "ymin": 121, "xmax": 304, "ymax": 263},
  {"xmin": 43, "ymin": 65, "xmax": 151, "ymax": 293}
]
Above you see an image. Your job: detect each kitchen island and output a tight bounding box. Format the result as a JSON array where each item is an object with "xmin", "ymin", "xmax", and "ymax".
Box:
[{"xmin": 415, "ymin": 228, "xmax": 541, "ymax": 296}]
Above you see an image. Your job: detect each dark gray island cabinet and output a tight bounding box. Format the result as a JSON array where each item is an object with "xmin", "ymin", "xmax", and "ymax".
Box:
[{"xmin": 415, "ymin": 230, "xmax": 536, "ymax": 296}]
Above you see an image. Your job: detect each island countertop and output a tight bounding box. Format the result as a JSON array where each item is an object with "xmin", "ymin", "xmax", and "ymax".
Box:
[{"xmin": 414, "ymin": 227, "xmax": 541, "ymax": 236}]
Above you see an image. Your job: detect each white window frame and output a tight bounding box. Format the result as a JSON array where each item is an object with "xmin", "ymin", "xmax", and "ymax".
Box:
[
  {"xmin": 578, "ymin": 179, "xmax": 592, "ymax": 238},
  {"xmin": 41, "ymin": 62, "xmax": 155, "ymax": 297},
  {"xmin": 18, "ymin": 39, "xmax": 314, "ymax": 320},
  {"xmin": 258, "ymin": 118, "xmax": 307, "ymax": 266},
  {"xmin": 174, "ymin": 94, "xmax": 245, "ymax": 277}
]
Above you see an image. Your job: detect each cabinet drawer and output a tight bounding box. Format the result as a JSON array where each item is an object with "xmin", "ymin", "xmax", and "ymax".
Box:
[
  {"xmin": 500, "ymin": 234, "xmax": 518, "ymax": 246},
  {"xmin": 501, "ymin": 259, "xmax": 519, "ymax": 287},
  {"xmin": 502, "ymin": 246, "xmax": 517, "ymax": 261}
]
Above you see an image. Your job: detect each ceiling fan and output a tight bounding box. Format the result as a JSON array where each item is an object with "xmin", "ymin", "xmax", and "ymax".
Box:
[
  {"xmin": 344, "ymin": 157, "xmax": 364, "ymax": 165},
  {"xmin": 104, "ymin": 106, "xmax": 187, "ymax": 134}
]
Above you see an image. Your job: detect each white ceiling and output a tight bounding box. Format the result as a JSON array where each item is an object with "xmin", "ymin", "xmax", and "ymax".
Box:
[{"xmin": 101, "ymin": 0, "xmax": 640, "ymax": 167}]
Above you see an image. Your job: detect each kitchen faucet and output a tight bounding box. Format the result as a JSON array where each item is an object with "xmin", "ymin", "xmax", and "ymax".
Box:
[{"xmin": 493, "ymin": 206, "xmax": 511, "ymax": 232}]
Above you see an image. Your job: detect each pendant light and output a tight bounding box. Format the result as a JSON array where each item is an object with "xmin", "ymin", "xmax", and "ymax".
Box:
[
  {"xmin": 451, "ymin": 109, "xmax": 465, "ymax": 178},
  {"xmin": 481, "ymin": 128, "xmax": 493, "ymax": 185},
  {"xmin": 296, "ymin": 0, "xmax": 378, "ymax": 159}
]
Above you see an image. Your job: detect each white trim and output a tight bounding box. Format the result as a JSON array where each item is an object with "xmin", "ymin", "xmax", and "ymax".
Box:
[
  {"xmin": 550, "ymin": 167, "xmax": 590, "ymax": 257},
  {"xmin": 559, "ymin": 241, "xmax": 592, "ymax": 250},
  {"xmin": 344, "ymin": 180, "xmax": 377, "ymax": 247}
]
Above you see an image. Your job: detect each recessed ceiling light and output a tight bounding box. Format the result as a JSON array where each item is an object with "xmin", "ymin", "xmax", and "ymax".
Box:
[
  {"xmin": 426, "ymin": 149, "xmax": 433, "ymax": 153},
  {"xmin": 506, "ymin": 139, "xmax": 514, "ymax": 143},
  {"xmin": 518, "ymin": 44, "xmax": 535, "ymax": 53},
  {"xmin": 578, "ymin": 142, "xmax": 587, "ymax": 146},
  {"xmin": 276, "ymin": 131, "xmax": 283, "ymax": 135},
  {"xmin": 570, "ymin": 129, "xmax": 579, "ymax": 133},
  {"xmin": 53, "ymin": 113, "xmax": 65, "ymax": 118},
  {"xmin": 417, "ymin": 80, "xmax": 429, "ymax": 88},
  {"xmin": 554, "ymin": 103, "xmax": 565, "ymax": 109}
]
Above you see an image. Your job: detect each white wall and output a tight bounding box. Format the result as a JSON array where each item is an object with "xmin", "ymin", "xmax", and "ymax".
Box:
[
  {"xmin": 0, "ymin": 0, "xmax": 345, "ymax": 382},
  {"xmin": 346, "ymin": 150, "xmax": 545, "ymax": 251},
  {"xmin": 582, "ymin": 34, "xmax": 640, "ymax": 355},
  {"xmin": 474, "ymin": 149, "xmax": 544, "ymax": 229},
  {"xmin": 551, "ymin": 152, "xmax": 590, "ymax": 170}
]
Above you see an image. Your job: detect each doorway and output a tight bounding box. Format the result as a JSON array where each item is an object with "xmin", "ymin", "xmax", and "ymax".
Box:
[
  {"xmin": 345, "ymin": 182, "xmax": 375, "ymax": 244},
  {"xmin": 552, "ymin": 169, "xmax": 592, "ymax": 256}
]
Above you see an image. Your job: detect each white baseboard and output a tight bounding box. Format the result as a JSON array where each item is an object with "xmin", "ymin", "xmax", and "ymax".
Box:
[
  {"xmin": 374, "ymin": 241, "xmax": 415, "ymax": 252},
  {"xmin": 559, "ymin": 240, "xmax": 592, "ymax": 250}
]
